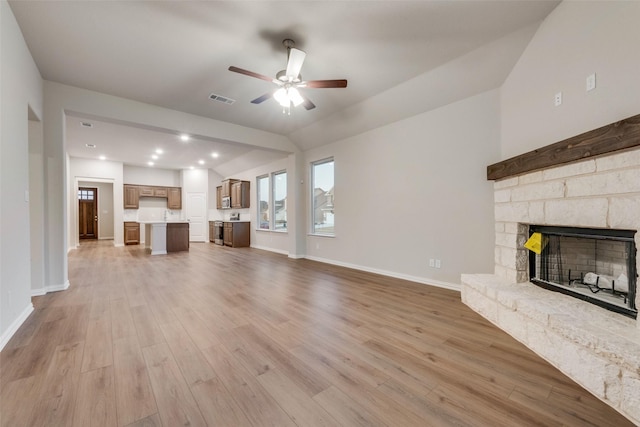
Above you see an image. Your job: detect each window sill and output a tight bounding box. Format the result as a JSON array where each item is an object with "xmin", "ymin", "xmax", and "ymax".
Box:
[
  {"xmin": 308, "ymin": 233, "xmax": 335, "ymax": 238},
  {"xmin": 256, "ymin": 229, "xmax": 288, "ymax": 234}
]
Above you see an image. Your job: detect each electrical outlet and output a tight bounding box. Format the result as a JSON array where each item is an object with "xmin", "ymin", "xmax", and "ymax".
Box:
[
  {"xmin": 554, "ymin": 92, "xmax": 562, "ymax": 106},
  {"xmin": 429, "ymin": 259, "xmax": 435, "ymax": 268},
  {"xmin": 435, "ymin": 259, "xmax": 441, "ymax": 269},
  {"xmin": 586, "ymin": 73, "xmax": 596, "ymax": 91}
]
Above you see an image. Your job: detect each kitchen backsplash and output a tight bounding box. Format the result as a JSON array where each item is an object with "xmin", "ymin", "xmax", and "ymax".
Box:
[{"xmin": 124, "ymin": 208, "xmax": 183, "ymax": 222}]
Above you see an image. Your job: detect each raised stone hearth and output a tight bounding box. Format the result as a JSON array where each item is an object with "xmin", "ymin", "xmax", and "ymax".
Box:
[{"xmin": 462, "ymin": 146, "xmax": 640, "ymax": 424}]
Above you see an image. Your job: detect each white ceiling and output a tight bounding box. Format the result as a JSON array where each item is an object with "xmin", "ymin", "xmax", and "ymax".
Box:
[{"xmin": 10, "ymin": 0, "xmax": 559, "ymax": 173}]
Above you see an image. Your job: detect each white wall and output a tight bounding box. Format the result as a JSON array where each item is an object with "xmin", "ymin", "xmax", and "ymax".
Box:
[
  {"xmin": 0, "ymin": 0, "xmax": 43, "ymax": 348},
  {"xmin": 304, "ymin": 90, "xmax": 501, "ymax": 287},
  {"xmin": 233, "ymin": 157, "xmax": 291, "ymax": 255},
  {"xmin": 29, "ymin": 119, "xmax": 45, "ymax": 294},
  {"xmin": 69, "ymin": 157, "xmax": 124, "ymax": 248},
  {"xmin": 501, "ymin": 1, "xmax": 640, "ymax": 159},
  {"xmin": 78, "ymin": 180, "xmax": 114, "ymax": 239},
  {"xmin": 124, "ymin": 165, "xmax": 180, "ymax": 187}
]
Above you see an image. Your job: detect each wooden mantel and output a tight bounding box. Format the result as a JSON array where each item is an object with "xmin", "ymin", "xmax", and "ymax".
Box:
[{"xmin": 487, "ymin": 113, "xmax": 640, "ymax": 181}]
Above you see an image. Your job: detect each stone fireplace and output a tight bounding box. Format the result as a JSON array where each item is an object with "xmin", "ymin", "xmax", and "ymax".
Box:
[{"xmin": 461, "ymin": 118, "xmax": 640, "ymax": 424}]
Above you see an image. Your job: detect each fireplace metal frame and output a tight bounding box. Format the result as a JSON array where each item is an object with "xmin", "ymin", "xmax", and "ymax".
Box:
[{"xmin": 528, "ymin": 225, "xmax": 638, "ymax": 319}]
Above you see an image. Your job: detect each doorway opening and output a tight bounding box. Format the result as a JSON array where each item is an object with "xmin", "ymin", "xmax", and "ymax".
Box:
[{"xmin": 78, "ymin": 187, "xmax": 98, "ymax": 239}]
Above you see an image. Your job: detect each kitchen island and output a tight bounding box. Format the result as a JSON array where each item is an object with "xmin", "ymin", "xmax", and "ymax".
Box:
[{"xmin": 140, "ymin": 221, "xmax": 189, "ymax": 255}]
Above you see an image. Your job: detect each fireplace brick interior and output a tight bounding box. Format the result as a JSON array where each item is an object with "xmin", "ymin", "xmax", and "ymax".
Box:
[{"xmin": 462, "ymin": 147, "xmax": 640, "ymax": 424}]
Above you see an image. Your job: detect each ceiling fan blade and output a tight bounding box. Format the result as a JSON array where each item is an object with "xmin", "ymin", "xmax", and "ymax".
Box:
[
  {"xmin": 300, "ymin": 94, "xmax": 316, "ymax": 111},
  {"xmin": 228, "ymin": 66, "xmax": 275, "ymax": 83},
  {"xmin": 304, "ymin": 79, "xmax": 348, "ymax": 88},
  {"xmin": 251, "ymin": 92, "xmax": 273, "ymax": 104},
  {"xmin": 285, "ymin": 48, "xmax": 306, "ymax": 80}
]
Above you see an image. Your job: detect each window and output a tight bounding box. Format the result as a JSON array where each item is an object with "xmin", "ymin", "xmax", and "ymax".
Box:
[
  {"xmin": 311, "ymin": 158, "xmax": 334, "ymax": 235},
  {"xmin": 273, "ymin": 171, "xmax": 287, "ymax": 231},
  {"xmin": 257, "ymin": 171, "xmax": 288, "ymax": 231},
  {"xmin": 78, "ymin": 189, "xmax": 95, "ymax": 200},
  {"xmin": 257, "ymin": 175, "xmax": 269, "ymax": 229}
]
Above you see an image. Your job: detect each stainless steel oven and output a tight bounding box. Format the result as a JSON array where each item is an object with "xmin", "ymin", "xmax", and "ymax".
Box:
[{"xmin": 213, "ymin": 221, "xmax": 224, "ymax": 245}]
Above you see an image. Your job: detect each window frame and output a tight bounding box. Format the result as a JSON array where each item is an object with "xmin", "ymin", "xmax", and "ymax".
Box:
[
  {"xmin": 257, "ymin": 174, "xmax": 270, "ymax": 230},
  {"xmin": 310, "ymin": 157, "xmax": 335, "ymax": 236},
  {"xmin": 256, "ymin": 170, "xmax": 288, "ymax": 232}
]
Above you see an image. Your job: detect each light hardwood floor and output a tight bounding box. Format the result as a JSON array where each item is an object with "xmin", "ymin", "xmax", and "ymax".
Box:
[{"xmin": 1, "ymin": 241, "xmax": 634, "ymax": 426}]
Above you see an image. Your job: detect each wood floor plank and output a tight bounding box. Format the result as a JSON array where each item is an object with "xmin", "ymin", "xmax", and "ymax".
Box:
[
  {"xmin": 72, "ymin": 366, "xmax": 117, "ymax": 427},
  {"xmin": 256, "ymin": 368, "xmax": 340, "ymax": 427},
  {"xmin": 142, "ymin": 342, "xmax": 207, "ymax": 427},
  {"xmin": 1, "ymin": 240, "xmax": 634, "ymax": 427},
  {"xmin": 112, "ymin": 334, "xmax": 157, "ymax": 426},
  {"xmin": 81, "ymin": 316, "xmax": 113, "ymax": 372},
  {"xmin": 201, "ymin": 344, "xmax": 297, "ymax": 427}
]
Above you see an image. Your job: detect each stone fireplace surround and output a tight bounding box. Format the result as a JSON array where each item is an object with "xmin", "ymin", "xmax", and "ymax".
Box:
[{"xmin": 461, "ymin": 147, "xmax": 640, "ymax": 424}]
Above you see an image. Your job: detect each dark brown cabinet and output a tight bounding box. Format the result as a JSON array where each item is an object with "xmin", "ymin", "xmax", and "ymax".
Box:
[
  {"xmin": 166, "ymin": 223, "xmax": 189, "ymax": 252},
  {"xmin": 216, "ymin": 186, "xmax": 222, "ymax": 210},
  {"xmin": 124, "ymin": 185, "xmax": 139, "ymax": 209},
  {"xmin": 231, "ymin": 181, "xmax": 250, "ymax": 209},
  {"xmin": 223, "ymin": 221, "xmax": 250, "ymax": 247},
  {"xmin": 123, "ymin": 184, "xmax": 181, "ymax": 209},
  {"xmin": 167, "ymin": 187, "xmax": 181, "ymax": 209},
  {"xmin": 124, "ymin": 222, "xmax": 140, "ymax": 245}
]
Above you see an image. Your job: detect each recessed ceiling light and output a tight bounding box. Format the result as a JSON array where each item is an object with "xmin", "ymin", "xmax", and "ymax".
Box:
[
  {"xmin": 99, "ymin": 155, "xmax": 106, "ymax": 160},
  {"xmin": 198, "ymin": 160, "xmax": 205, "ymax": 165},
  {"xmin": 211, "ymin": 152, "xmax": 219, "ymax": 158},
  {"xmin": 85, "ymin": 143, "xmax": 96, "ymax": 148},
  {"xmin": 155, "ymin": 149, "xmax": 163, "ymax": 154},
  {"xmin": 148, "ymin": 161, "xmax": 154, "ymax": 166},
  {"xmin": 180, "ymin": 134, "xmax": 190, "ymax": 142},
  {"xmin": 151, "ymin": 154, "xmax": 158, "ymax": 160},
  {"xmin": 189, "ymin": 166, "xmax": 194, "ymax": 170}
]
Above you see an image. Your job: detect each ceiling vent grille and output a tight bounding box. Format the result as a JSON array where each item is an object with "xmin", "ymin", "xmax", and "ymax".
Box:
[
  {"xmin": 80, "ymin": 121, "xmax": 93, "ymax": 128},
  {"xmin": 209, "ymin": 93, "xmax": 235, "ymax": 105}
]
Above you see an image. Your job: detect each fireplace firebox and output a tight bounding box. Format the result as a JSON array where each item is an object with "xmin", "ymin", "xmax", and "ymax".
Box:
[{"xmin": 528, "ymin": 225, "xmax": 637, "ymax": 319}]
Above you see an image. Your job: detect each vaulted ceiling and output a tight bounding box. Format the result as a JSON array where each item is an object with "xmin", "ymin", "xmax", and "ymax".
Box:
[{"xmin": 10, "ymin": 1, "xmax": 559, "ymax": 173}]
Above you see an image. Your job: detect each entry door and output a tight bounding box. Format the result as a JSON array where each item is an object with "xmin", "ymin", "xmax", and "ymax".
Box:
[
  {"xmin": 186, "ymin": 192, "xmax": 206, "ymax": 242},
  {"xmin": 78, "ymin": 187, "xmax": 98, "ymax": 239}
]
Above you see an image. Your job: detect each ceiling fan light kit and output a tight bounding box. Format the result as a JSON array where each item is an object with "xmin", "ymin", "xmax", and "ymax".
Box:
[{"xmin": 228, "ymin": 39, "xmax": 347, "ymax": 113}]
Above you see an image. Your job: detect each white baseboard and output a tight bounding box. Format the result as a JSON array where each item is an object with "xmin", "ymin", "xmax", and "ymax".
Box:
[
  {"xmin": 67, "ymin": 246, "xmax": 76, "ymax": 253},
  {"xmin": 31, "ymin": 280, "xmax": 70, "ymax": 297},
  {"xmin": 288, "ymin": 253, "xmax": 306, "ymax": 259},
  {"xmin": 98, "ymin": 237, "xmax": 114, "ymax": 240},
  {"xmin": 304, "ymin": 255, "xmax": 461, "ymax": 292},
  {"xmin": 114, "ymin": 243, "xmax": 124, "ymax": 247},
  {"xmin": 0, "ymin": 303, "xmax": 34, "ymax": 352},
  {"xmin": 250, "ymin": 244, "xmax": 289, "ymax": 256}
]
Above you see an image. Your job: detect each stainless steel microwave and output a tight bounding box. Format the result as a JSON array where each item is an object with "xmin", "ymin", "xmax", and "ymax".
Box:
[{"xmin": 221, "ymin": 196, "xmax": 231, "ymax": 209}]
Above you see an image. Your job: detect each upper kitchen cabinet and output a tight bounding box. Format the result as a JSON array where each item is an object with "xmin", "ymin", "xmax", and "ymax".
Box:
[
  {"xmin": 231, "ymin": 181, "xmax": 250, "ymax": 209},
  {"xmin": 123, "ymin": 184, "xmax": 182, "ymax": 209},
  {"xmin": 221, "ymin": 179, "xmax": 233, "ymax": 198},
  {"xmin": 216, "ymin": 186, "xmax": 222, "ymax": 210},
  {"xmin": 167, "ymin": 187, "xmax": 181, "ymax": 209},
  {"xmin": 124, "ymin": 185, "xmax": 139, "ymax": 209}
]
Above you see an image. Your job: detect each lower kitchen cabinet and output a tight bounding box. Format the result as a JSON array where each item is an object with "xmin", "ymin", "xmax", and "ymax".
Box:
[
  {"xmin": 166, "ymin": 222, "xmax": 189, "ymax": 252},
  {"xmin": 223, "ymin": 221, "xmax": 250, "ymax": 247},
  {"xmin": 124, "ymin": 222, "xmax": 140, "ymax": 245}
]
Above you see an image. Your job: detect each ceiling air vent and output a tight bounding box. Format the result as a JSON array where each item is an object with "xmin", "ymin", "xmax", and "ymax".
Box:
[
  {"xmin": 80, "ymin": 121, "xmax": 93, "ymax": 128},
  {"xmin": 209, "ymin": 93, "xmax": 235, "ymax": 105}
]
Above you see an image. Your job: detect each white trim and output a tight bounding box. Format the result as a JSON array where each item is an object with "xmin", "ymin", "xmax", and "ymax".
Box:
[
  {"xmin": 250, "ymin": 244, "xmax": 289, "ymax": 256},
  {"xmin": 31, "ymin": 288, "xmax": 47, "ymax": 297},
  {"xmin": 98, "ymin": 237, "xmax": 114, "ymax": 240},
  {"xmin": 114, "ymin": 243, "xmax": 124, "ymax": 247},
  {"xmin": 288, "ymin": 253, "xmax": 306, "ymax": 259},
  {"xmin": 0, "ymin": 303, "xmax": 34, "ymax": 352},
  {"xmin": 304, "ymin": 255, "xmax": 461, "ymax": 292},
  {"xmin": 30, "ymin": 280, "xmax": 70, "ymax": 297},
  {"xmin": 67, "ymin": 245, "xmax": 76, "ymax": 253}
]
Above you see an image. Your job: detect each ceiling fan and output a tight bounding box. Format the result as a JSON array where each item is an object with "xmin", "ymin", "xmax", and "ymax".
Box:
[{"xmin": 228, "ymin": 39, "xmax": 347, "ymax": 113}]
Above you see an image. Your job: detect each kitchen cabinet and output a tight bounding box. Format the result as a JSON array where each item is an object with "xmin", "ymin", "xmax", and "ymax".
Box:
[
  {"xmin": 221, "ymin": 179, "xmax": 233, "ymax": 198},
  {"xmin": 123, "ymin": 184, "xmax": 182, "ymax": 209},
  {"xmin": 167, "ymin": 187, "xmax": 181, "ymax": 209},
  {"xmin": 139, "ymin": 186, "xmax": 154, "ymax": 197},
  {"xmin": 216, "ymin": 186, "xmax": 222, "ymax": 210},
  {"xmin": 209, "ymin": 221, "xmax": 215, "ymax": 242},
  {"xmin": 166, "ymin": 222, "xmax": 189, "ymax": 252},
  {"xmin": 124, "ymin": 222, "xmax": 140, "ymax": 245},
  {"xmin": 223, "ymin": 221, "xmax": 250, "ymax": 247},
  {"xmin": 124, "ymin": 185, "xmax": 139, "ymax": 209},
  {"xmin": 153, "ymin": 187, "xmax": 168, "ymax": 197},
  {"xmin": 231, "ymin": 181, "xmax": 250, "ymax": 209}
]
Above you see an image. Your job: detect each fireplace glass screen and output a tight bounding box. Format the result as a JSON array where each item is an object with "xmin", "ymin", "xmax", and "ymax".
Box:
[{"xmin": 529, "ymin": 225, "xmax": 637, "ymax": 318}]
